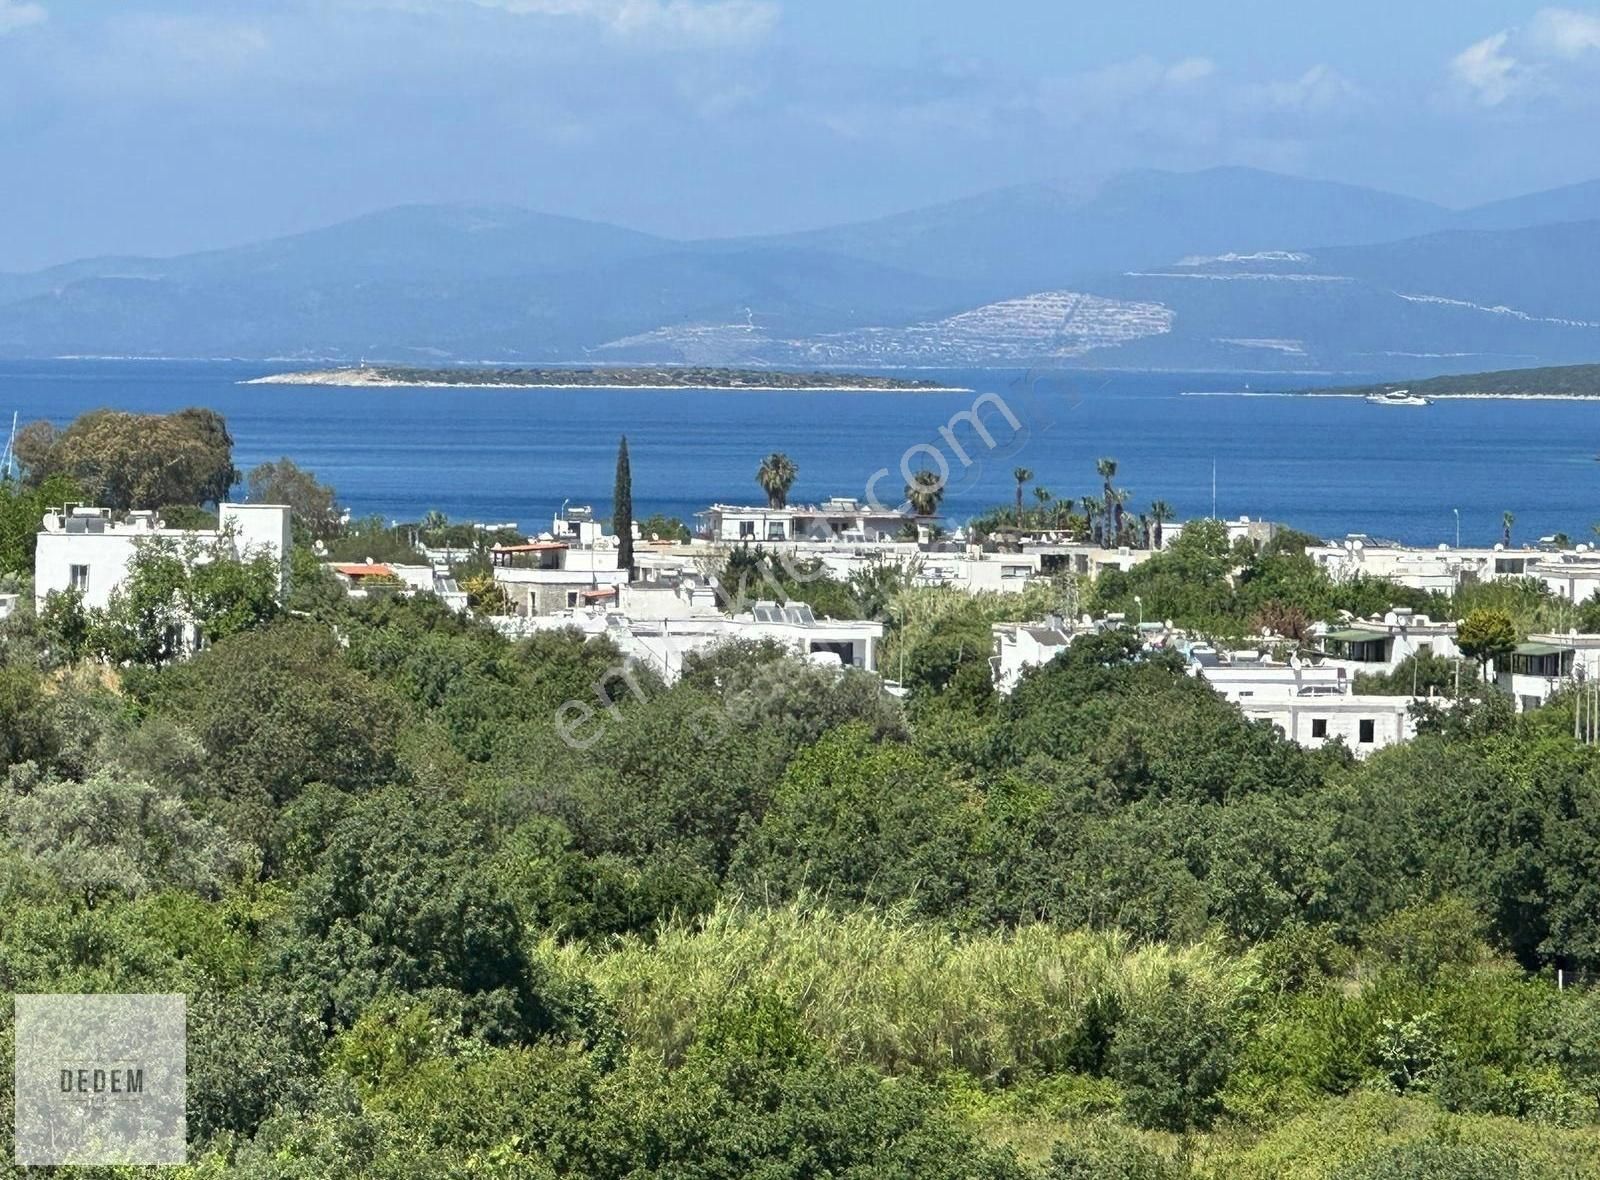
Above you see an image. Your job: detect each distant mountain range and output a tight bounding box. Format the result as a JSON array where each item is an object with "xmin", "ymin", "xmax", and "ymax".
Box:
[{"xmin": 3, "ymin": 166, "xmax": 1600, "ymax": 375}]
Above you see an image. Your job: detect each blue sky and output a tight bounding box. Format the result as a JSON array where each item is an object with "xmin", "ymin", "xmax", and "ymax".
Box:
[{"xmin": 3, "ymin": 0, "xmax": 1600, "ymax": 269}]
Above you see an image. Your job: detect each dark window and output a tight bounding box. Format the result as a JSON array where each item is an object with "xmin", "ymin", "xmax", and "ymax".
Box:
[
  {"xmin": 1311, "ymin": 718, "xmax": 1328, "ymax": 738},
  {"xmin": 1359, "ymin": 719, "xmax": 1375, "ymax": 744},
  {"xmin": 738, "ymin": 521, "xmax": 756, "ymax": 539}
]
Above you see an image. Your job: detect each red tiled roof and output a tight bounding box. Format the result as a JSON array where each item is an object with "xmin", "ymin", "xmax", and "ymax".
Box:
[
  {"xmin": 333, "ymin": 563, "xmax": 396, "ymax": 578},
  {"xmin": 581, "ymin": 587, "xmax": 618, "ymax": 599}
]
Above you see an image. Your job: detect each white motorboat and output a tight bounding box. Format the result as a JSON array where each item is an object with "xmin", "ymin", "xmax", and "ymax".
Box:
[{"xmin": 1366, "ymin": 389, "xmax": 1430, "ymax": 406}]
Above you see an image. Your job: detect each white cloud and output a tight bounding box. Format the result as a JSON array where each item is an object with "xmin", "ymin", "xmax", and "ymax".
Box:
[
  {"xmin": 1528, "ymin": 7, "xmax": 1600, "ymax": 56},
  {"xmin": 1450, "ymin": 9, "xmax": 1600, "ymax": 105},
  {"xmin": 1164, "ymin": 57, "xmax": 1216, "ymax": 86},
  {"xmin": 1451, "ymin": 31, "xmax": 1520, "ymax": 105},
  {"xmin": 0, "ymin": 0, "xmax": 46, "ymax": 35},
  {"xmin": 360, "ymin": 0, "xmax": 779, "ymax": 47},
  {"xmin": 1244, "ymin": 64, "xmax": 1365, "ymax": 114}
]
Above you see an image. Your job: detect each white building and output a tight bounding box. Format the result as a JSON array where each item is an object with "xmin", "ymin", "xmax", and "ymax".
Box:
[
  {"xmin": 698, "ymin": 497, "xmax": 921, "ymax": 544},
  {"xmin": 1235, "ymin": 693, "xmax": 1417, "ymax": 755},
  {"xmin": 497, "ymin": 600, "xmax": 884, "ymax": 682},
  {"xmin": 1310, "ymin": 611, "xmax": 1460, "ymax": 676},
  {"xmin": 551, "ymin": 504, "xmax": 609, "ymax": 549},
  {"xmin": 490, "ymin": 541, "xmax": 630, "ymax": 616},
  {"xmin": 617, "ymin": 574, "xmax": 722, "ymax": 620},
  {"xmin": 990, "ymin": 619, "xmax": 1078, "ymax": 693},
  {"xmin": 1187, "ymin": 646, "xmax": 1419, "ymax": 756},
  {"xmin": 34, "ymin": 503, "xmax": 292, "ymax": 612},
  {"xmin": 1027, "ymin": 543, "xmax": 1153, "ymax": 579},
  {"xmin": 1307, "ymin": 536, "xmax": 1547, "ymax": 594},
  {"xmin": 1526, "ymin": 552, "xmax": 1600, "ymax": 604},
  {"xmin": 1493, "ymin": 635, "xmax": 1594, "ymax": 713},
  {"xmin": 325, "ymin": 560, "xmax": 470, "ymax": 613}
]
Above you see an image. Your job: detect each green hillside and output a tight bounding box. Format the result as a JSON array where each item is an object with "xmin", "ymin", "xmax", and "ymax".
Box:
[{"xmin": 1330, "ymin": 362, "xmax": 1600, "ymax": 398}]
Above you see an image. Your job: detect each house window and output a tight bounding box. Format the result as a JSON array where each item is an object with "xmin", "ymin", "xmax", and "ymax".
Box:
[
  {"xmin": 69, "ymin": 564, "xmax": 89, "ymax": 593},
  {"xmin": 1358, "ymin": 719, "xmax": 1375, "ymax": 744},
  {"xmin": 566, "ymin": 591, "xmax": 579, "ymax": 607},
  {"xmin": 767, "ymin": 522, "xmax": 787, "ymax": 541},
  {"xmin": 738, "ymin": 521, "xmax": 756, "ymax": 539},
  {"xmin": 1311, "ymin": 718, "xmax": 1328, "ymax": 738}
]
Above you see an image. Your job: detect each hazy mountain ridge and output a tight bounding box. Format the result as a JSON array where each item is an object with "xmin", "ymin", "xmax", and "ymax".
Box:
[{"xmin": 3, "ymin": 166, "xmax": 1600, "ymax": 371}]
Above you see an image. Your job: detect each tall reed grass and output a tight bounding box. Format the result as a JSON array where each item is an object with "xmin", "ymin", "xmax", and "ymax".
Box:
[{"xmin": 550, "ymin": 896, "xmax": 1255, "ymax": 1081}]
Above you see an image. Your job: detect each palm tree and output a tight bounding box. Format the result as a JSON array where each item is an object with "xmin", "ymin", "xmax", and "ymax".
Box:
[
  {"xmin": 1149, "ymin": 500, "xmax": 1173, "ymax": 549},
  {"xmin": 1503, "ymin": 510, "xmax": 1515, "ymax": 547},
  {"xmin": 1080, "ymin": 494, "xmax": 1101, "ymax": 546},
  {"xmin": 1095, "ymin": 457, "xmax": 1119, "ymax": 545},
  {"xmin": 905, "ymin": 468, "xmax": 945, "ymax": 517},
  {"xmin": 756, "ymin": 452, "xmax": 798, "ymax": 509},
  {"xmin": 1106, "ymin": 487, "xmax": 1130, "ymax": 546},
  {"xmin": 421, "ymin": 509, "xmax": 448, "ymax": 535},
  {"xmin": 1012, "ymin": 467, "xmax": 1033, "ymax": 528},
  {"xmin": 1137, "ymin": 512, "xmax": 1151, "ymax": 549}
]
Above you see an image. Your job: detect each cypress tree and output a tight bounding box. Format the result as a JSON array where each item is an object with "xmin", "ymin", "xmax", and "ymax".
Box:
[{"xmin": 614, "ymin": 435, "xmax": 634, "ymax": 573}]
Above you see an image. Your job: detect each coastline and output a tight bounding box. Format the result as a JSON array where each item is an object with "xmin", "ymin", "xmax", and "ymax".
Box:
[
  {"xmin": 1182, "ymin": 390, "xmax": 1600, "ymax": 402},
  {"xmin": 240, "ymin": 373, "xmax": 974, "ymax": 393}
]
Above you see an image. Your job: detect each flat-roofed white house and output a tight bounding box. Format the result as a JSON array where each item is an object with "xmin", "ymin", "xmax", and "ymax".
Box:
[
  {"xmin": 325, "ymin": 560, "xmax": 470, "ymax": 613},
  {"xmin": 1527, "ymin": 552, "xmax": 1600, "ymax": 603},
  {"xmin": 490, "ymin": 540, "xmax": 629, "ymax": 616},
  {"xmin": 698, "ymin": 497, "xmax": 921, "ymax": 544},
  {"xmin": 916, "ymin": 549, "xmax": 1042, "ymax": 594},
  {"xmin": 1186, "ymin": 646, "xmax": 1418, "ymax": 755},
  {"xmin": 618, "ymin": 575, "xmax": 722, "ymax": 620},
  {"xmin": 1484, "ymin": 630, "xmax": 1600, "ymax": 714},
  {"xmin": 1307, "ymin": 537, "xmax": 1552, "ymax": 593},
  {"xmin": 1027, "ymin": 543, "xmax": 1154, "ymax": 578},
  {"xmin": 499, "ymin": 599, "xmax": 884, "ymax": 683},
  {"xmin": 1236, "ymin": 693, "xmax": 1417, "ymax": 755},
  {"xmin": 990, "ymin": 619, "xmax": 1078, "ymax": 693},
  {"xmin": 34, "ymin": 503, "xmax": 292, "ymax": 612},
  {"xmin": 1310, "ymin": 611, "xmax": 1460, "ymax": 676}
]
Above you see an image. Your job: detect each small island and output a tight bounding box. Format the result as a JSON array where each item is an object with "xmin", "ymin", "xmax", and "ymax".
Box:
[
  {"xmin": 243, "ymin": 365, "xmax": 965, "ymax": 392},
  {"xmin": 1318, "ymin": 363, "xmax": 1600, "ymax": 400}
]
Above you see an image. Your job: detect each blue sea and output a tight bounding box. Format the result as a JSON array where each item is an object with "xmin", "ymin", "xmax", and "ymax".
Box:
[{"xmin": 2, "ymin": 358, "xmax": 1597, "ymax": 546}]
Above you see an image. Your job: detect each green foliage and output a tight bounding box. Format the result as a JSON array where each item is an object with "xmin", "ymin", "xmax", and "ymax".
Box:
[
  {"xmin": 1457, "ymin": 607, "xmax": 1519, "ymax": 673},
  {"xmin": 1355, "ymin": 651, "xmax": 1477, "ymax": 696},
  {"xmin": 7, "ymin": 453, "xmax": 1600, "ymax": 1173},
  {"xmin": 139, "ymin": 622, "xmax": 410, "ymax": 852},
  {"xmin": 0, "ymin": 473, "xmax": 80, "ymax": 574},
  {"xmin": 756, "ymin": 450, "xmax": 798, "ymax": 508},
  {"xmin": 2, "ymin": 766, "xmax": 248, "ymax": 908},
  {"xmin": 637, "ymin": 512, "xmax": 690, "ymax": 542},
  {"xmin": 1110, "ymin": 968, "xmax": 1241, "ymax": 1131},
  {"xmin": 16, "ymin": 407, "xmax": 236, "ymax": 509},
  {"xmin": 247, "ymin": 457, "xmax": 342, "ymax": 540},
  {"xmin": 321, "ymin": 514, "xmax": 424, "ymax": 564},
  {"xmin": 0, "ymin": 663, "xmax": 58, "ymax": 772},
  {"xmin": 89, "ymin": 536, "xmax": 282, "ymax": 666},
  {"xmin": 614, "ymin": 435, "xmax": 634, "ymax": 572},
  {"xmin": 733, "ymin": 725, "xmax": 986, "ymax": 916}
]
